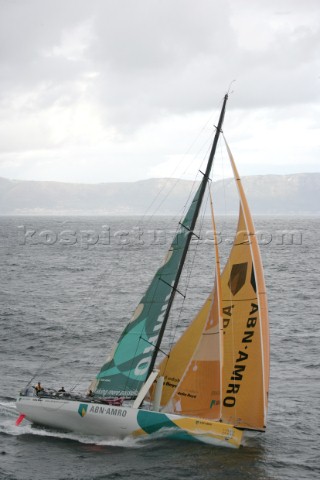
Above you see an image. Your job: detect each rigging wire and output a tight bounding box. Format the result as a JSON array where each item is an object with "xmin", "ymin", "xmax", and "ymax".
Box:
[
  {"xmin": 162, "ymin": 170, "xmax": 215, "ymax": 377},
  {"xmin": 140, "ymin": 111, "xmax": 219, "ymax": 224}
]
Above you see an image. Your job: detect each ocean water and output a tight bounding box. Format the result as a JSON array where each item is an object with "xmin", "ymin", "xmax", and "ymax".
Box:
[{"xmin": 0, "ymin": 215, "xmax": 319, "ymax": 480}]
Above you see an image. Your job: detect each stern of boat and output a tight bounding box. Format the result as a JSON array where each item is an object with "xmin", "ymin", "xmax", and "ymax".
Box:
[{"xmin": 133, "ymin": 410, "xmax": 243, "ymax": 448}]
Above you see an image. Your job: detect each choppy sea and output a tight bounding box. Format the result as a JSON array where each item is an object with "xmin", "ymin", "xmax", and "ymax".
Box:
[{"xmin": 0, "ymin": 215, "xmax": 319, "ymax": 480}]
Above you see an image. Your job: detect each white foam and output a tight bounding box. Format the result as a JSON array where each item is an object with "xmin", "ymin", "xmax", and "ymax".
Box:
[
  {"xmin": 0, "ymin": 400, "xmax": 16, "ymax": 409},
  {"xmin": 0, "ymin": 400, "xmax": 17, "ymax": 420},
  {"xmin": 0, "ymin": 415, "xmax": 144, "ymax": 448}
]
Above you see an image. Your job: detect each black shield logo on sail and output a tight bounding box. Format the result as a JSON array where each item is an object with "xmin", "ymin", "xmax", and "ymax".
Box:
[{"xmin": 228, "ymin": 263, "xmax": 248, "ymax": 295}]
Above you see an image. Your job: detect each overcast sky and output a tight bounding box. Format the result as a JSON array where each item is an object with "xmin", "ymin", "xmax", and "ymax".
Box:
[{"xmin": 0, "ymin": 0, "xmax": 319, "ymax": 184}]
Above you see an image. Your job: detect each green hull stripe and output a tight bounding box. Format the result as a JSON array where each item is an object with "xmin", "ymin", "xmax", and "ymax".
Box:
[{"xmin": 137, "ymin": 411, "xmax": 198, "ymax": 442}]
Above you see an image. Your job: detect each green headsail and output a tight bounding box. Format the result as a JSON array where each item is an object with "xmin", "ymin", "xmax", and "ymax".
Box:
[
  {"xmin": 93, "ymin": 94, "xmax": 228, "ymax": 399},
  {"xmin": 94, "ymin": 185, "xmax": 202, "ymax": 398}
]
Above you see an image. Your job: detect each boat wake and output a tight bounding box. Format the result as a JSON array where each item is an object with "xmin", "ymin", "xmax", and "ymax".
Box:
[{"xmin": 0, "ymin": 400, "xmax": 16, "ymax": 419}]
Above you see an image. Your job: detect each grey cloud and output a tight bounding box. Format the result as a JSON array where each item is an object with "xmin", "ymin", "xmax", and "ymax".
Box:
[{"xmin": 0, "ymin": 0, "xmax": 319, "ymax": 132}]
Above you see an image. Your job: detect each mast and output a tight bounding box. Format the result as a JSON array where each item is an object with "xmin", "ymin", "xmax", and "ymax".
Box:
[{"xmin": 147, "ymin": 94, "xmax": 228, "ymax": 378}]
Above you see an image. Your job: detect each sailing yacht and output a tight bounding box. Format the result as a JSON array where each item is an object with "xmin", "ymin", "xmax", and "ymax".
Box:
[{"xmin": 16, "ymin": 94, "xmax": 269, "ymax": 448}]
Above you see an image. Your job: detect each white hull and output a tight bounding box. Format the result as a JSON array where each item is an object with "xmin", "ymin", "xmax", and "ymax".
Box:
[{"xmin": 16, "ymin": 395, "xmax": 242, "ymax": 448}]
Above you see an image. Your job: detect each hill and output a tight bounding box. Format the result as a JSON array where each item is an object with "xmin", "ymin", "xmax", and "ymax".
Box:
[{"xmin": 0, "ymin": 173, "xmax": 319, "ymax": 215}]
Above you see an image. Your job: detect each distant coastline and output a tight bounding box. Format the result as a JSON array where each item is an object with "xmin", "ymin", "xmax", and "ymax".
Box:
[{"xmin": 1, "ymin": 173, "xmax": 319, "ymax": 215}]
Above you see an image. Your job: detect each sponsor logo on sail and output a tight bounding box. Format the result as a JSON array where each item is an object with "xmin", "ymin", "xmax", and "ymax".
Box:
[{"xmin": 223, "ymin": 303, "xmax": 259, "ymax": 408}]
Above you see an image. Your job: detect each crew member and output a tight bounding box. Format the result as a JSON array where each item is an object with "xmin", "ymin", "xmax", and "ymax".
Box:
[{"xmin": 34, "ymin": 382, "xmax": 44, "ymax": 395}]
